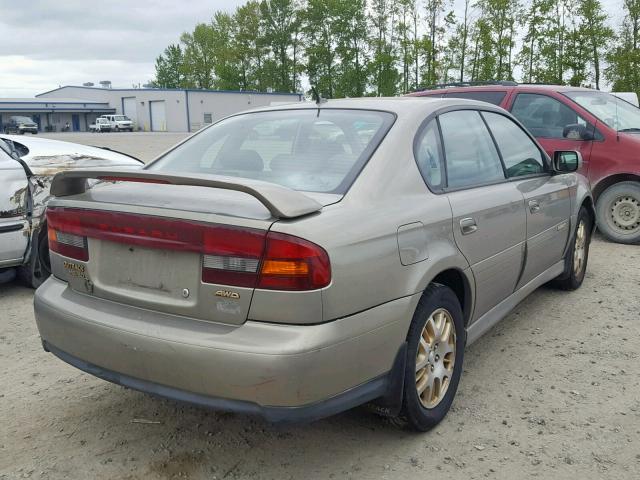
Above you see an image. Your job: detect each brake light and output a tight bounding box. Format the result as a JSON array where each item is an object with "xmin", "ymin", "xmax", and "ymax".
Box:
[
  {"xmin": 258, "ymin": 232, "xmax": 330, "ymax": 290},
  {"xmin": 47, "ymin": 210, "xmax": 89, "ymax": 261},
  {"xmin": 45, "ymin": 208, "xmax": 331, "ymax": 291}
]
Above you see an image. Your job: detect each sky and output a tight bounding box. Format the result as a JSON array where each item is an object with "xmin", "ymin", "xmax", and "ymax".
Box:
[{"xmin": 0, "ymin": 0, "xmax": 626, "ymax": 98}]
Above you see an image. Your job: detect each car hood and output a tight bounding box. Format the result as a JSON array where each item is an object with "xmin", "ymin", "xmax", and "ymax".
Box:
[
  {"xmin": 0, "ymin": 134, "xmax": 143, "ymax": 228},
  {"xmin": 0, "ymin": 134, "xmax": 142, "ymax": 175}
]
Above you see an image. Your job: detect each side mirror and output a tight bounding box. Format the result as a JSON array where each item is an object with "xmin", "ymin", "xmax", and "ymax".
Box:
[
  {"xmin": 563, "ymin": 123, "xmax": 594, "ymax": 141},
  {"xmin": 553, "ymin": 151, "xmax": 581, "ymax": 173}
]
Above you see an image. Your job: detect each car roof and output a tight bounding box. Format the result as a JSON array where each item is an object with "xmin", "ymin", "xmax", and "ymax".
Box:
[
  {"xmin": 248, "ymin": 96, "xmax": 506, "ymax": 117},
  {"xmin": 409, "ymin": 83, "xmax": 598, "ymax": 96}
]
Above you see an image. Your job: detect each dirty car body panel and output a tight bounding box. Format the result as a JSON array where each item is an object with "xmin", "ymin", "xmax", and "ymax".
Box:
[
  {"xmin": 0, "ymin": 150, "xmax": 30, "ymax": 268},
  {"xmin": 34, "ymin": 98, "xmax": 593, "ymax": 422}
]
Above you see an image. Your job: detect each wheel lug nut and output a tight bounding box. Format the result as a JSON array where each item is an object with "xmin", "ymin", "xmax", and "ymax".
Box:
[
  {"xmin": 435, "ymin": 355, "xmax": 440, "ymax": 361},
  {"xmin": 430, "ymin": 365, "xmax": 434, "ymax": 372}
]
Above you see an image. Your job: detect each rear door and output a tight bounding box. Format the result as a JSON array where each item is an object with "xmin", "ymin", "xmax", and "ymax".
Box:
[
  {"xmin": 437, "ymin": 110, "xmax": 527, "ymax": 321},
  {"xmin": 0, "ymin": 150, "xmax": 30, "ymax": 267},
  {"xmin": 481, "ymin": 111, "xmax": 571, "ymax": 286}
]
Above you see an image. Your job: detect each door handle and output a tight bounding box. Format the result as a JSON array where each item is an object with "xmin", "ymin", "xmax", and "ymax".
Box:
[
  {"xmin": 529, "ymin": 200, "xmax": 541, "ymax": 214},
  {"xmin": 460, "ymin": 217, "xmax": 478, "ymax": 235}
]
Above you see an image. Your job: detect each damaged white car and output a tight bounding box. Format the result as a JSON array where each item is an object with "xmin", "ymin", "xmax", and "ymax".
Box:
[{"xmin": 0, "ymin": 135, "xmax": 143, "ymax": 287}]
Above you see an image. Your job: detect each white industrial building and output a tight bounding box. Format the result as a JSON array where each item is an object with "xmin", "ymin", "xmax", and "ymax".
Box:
[
  {"xmin": 0, "ymin": 86, "xmax": 303, "ymax": 133},
  {"xmin": 0, "ymin": 97, "xmax": 115, "ymax": 133}
]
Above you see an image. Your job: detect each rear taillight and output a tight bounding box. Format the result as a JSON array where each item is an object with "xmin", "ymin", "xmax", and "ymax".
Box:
[
  {"xmin": 46, "ymin": 208, "xmax": 331, "ymax": 291},
  {"xmin": 47, "ymin": 210, "xmax": 89, "ymax": 261},
  {"xmin": 258, "ymin": 232, "xmax": 331, "ymax": 290}
]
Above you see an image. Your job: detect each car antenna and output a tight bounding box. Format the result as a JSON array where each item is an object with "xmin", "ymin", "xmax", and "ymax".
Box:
[{"xmin": 311, "ymin": 86, "xmax": 327, "ymax": 106}]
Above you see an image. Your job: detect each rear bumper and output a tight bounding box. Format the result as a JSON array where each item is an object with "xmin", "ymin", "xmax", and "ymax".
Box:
[{"xmin": 34, "ymin": 277, "xmax": 417, "ymax": 421}]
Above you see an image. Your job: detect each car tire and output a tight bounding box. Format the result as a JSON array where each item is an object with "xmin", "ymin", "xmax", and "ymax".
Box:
[
  {"xmin": 596, "ymin": 181, "xmax": 640, "ymax": 244},
  {"xmin": 393, "ymin": 283, "xmax": 465, "ymax": 432},
  {"xmin": 551, "ymin": 206, "xmax": 592, "ymax": 291}
]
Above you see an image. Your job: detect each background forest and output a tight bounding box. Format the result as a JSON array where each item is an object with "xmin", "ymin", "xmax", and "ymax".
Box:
[{"xmin": 152, "ymin": 0, "xmax": 640, "ymax": 97}]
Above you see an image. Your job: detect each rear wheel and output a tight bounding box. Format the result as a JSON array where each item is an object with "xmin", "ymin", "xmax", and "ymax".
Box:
[
  {"xmin": 393, "ymin": 284, "xmax": 464, "ymax": 431},
  {"xmin": 596, "ymin": 182, "xmax": 640, "ymax": 244}
]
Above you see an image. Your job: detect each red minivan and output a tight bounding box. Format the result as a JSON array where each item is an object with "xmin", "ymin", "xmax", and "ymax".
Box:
[{"xmin": 410, "ymin": 83, "xmax": 640, "ymax": 244}]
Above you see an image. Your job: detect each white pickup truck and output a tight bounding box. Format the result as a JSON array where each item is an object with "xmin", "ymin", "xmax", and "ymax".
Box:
[{"xmin": 89, "ymin": 118, "xmax": 112, "ymax": 133}]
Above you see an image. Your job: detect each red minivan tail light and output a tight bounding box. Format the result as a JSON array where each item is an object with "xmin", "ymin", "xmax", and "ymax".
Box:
[{"xmin": 46, "ymin": 207, "xmax": 331, "ymax": 291}]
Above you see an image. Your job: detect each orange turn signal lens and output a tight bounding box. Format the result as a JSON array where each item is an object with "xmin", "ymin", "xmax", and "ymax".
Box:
[
  {"xmin": 48, "ymin": 228, "xmax": 57, "ymax": 243},
  {"xmin": 260, "ymin": 260, "xmax": 309, "ymax": 276}
]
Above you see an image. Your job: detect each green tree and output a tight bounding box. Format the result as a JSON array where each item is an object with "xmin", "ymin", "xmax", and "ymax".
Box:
[
  {"xmin": 473, "ymin": 0, "xmax": 520, "ymax": 81},
  {"xmin": 606, "ymin": 0, "xmax": 640, "ymax": 93},
  {"xmin": 154, "ymin": 44, "xmax": 186, "ymax": 88},
  {"xmin": 334, "ymin": 0, "xmax": 370, "ymax": 97},
  {"xmin": 181, "ymin": 23, "xmax": 216, "ymax": 89},
  {"xmin": 260, "ymin": 0, "xmax": 301, "ymax": 92},
  {"xmin": 234, "ymin": 1, "xmax": 265, "ymax": 90},
  {"xmin": 563, "ymin": 6, "xmax": 589, "ymax": 86},
  {"xmin": 422, "ymin": 0, "xmax": 447, "ymax": 86},
  {"xmin": 369, "ymin": 0, "xmax": 400, "ymax": 95},
  {"xmin": 210, "ymin": 12, "xmax": 244, "ymax": 90},
  {"xmin": 576, "ymin": 0, "xmax": 613, "ymax": 89},
  {"xmin": 303, "ymin": 0, "xmax": 339, "ymax": 98}
]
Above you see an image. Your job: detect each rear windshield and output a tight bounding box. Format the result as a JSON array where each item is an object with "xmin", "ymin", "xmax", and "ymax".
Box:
[{"xmin": 148, "ymin": 108, "xmax": 394, "ymax": 194}]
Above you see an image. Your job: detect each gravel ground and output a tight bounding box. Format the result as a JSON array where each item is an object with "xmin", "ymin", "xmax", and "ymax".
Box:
[{"xmin": 1, "ymin": 134, "xmax": 639, "ymax": 479}]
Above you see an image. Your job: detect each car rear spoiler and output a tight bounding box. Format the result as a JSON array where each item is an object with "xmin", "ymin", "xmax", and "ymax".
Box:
[{"xmin": 49, "ymin": 169, "xmax": 323, "ymax": 219}]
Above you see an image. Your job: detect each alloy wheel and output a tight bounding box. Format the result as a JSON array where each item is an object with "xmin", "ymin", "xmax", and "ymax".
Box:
[
  {"xmin": 415, "ymin": 308, "xmax": 456, "ymax": 409},
  {"xmin": 573, "ymin": 220, "xmax": 587, "ymax": 276}
]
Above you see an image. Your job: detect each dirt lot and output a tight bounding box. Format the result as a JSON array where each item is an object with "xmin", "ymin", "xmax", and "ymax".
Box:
[{"xmin": 1, "ymin": 133, "xmax": 639, "ymax": 479}]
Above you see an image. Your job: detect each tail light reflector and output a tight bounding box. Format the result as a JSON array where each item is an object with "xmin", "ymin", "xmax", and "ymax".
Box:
[
  {"xmin": 47, "ymin": 210, "xmax": 89, "ymax": 261},
  {"xmin": 45, "ymin": 207, "xmax": 331, "ymax": 291}
]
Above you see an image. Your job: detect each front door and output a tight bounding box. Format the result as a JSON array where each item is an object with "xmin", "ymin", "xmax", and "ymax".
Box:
[
  {"xmin": 72, "ymin": 114, "xmax": 80, "ymax": 132},
  {"xmin": 481, "ymin": 110, "xmax": 572, "ymax": 287},
  {"xmin": 508, "ymin": 93, "xmax": 594, "ymax": 177},
  {"xmin": 437, "ymin": 110, "xmax": 527, "ymax": 321}
]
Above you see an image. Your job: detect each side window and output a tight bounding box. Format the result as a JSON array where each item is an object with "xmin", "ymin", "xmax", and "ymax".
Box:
[
  {"xmin": 511, "ymin": 93, "xmax": 587, "ymax": 139},
  {"xmin": 443, "ymin": 91, "xmax": 507, "ymax": 106},
  {"xmin": 415, "ymin": 120, "xmax": 445, "ymax": 189},
  {"xmin": 481, "ymin": 112, "xmax": 546, "ymax": 178},
  {"xmin": 439, "ymin": 110, "xmax": 505, "ymax": 189}
]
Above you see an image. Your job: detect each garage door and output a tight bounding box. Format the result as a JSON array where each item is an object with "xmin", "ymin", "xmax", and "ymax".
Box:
[
  {"xmin": 150, "ymin": 101, "xmax": 166, "ymax": 132},
  {"xmin": 123, "ymin": 97, "xmax": 137, "ymax": 124}
]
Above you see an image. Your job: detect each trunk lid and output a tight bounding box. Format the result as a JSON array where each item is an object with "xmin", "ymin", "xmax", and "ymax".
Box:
[{"xmin": 47, "ymin": 170, "xmax": 330, "ymax": 325}]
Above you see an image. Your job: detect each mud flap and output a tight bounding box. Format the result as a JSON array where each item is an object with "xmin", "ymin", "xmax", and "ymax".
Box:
[{"xmin": 366, "ymin": 342, "xmax": 407, "ymax": 417}]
